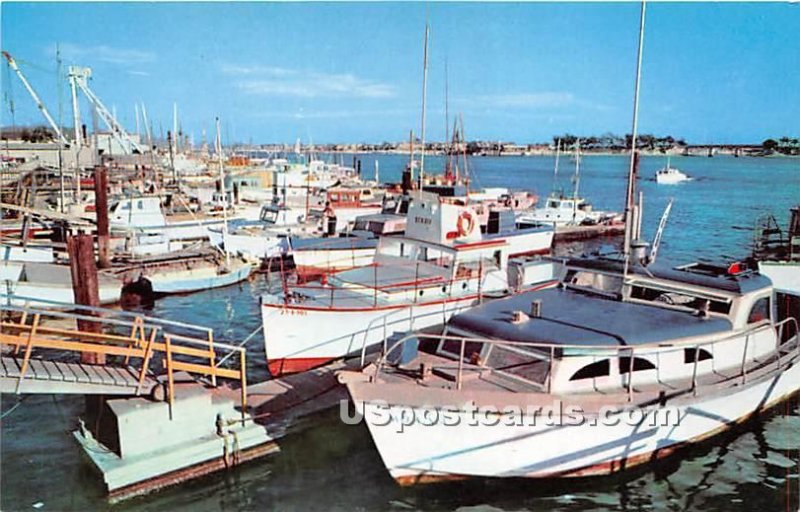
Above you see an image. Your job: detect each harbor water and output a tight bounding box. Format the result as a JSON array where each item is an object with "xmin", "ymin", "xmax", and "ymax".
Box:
[{"xmin": 2, "ymin": 154, "xmax": 798, "ymax": 510}]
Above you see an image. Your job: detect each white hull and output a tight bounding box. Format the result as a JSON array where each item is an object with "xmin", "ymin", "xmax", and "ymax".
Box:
[
  {"xmin": 353, "ymin": 360, "xmax": 800, "ymax": 482},
  {"xmin": 261, "ymin": 296, "xmax": 479, "ymax": 373},
  {"xmin": 208, "ymin": 229, "xmax": 287, "ymax": 261},
  {"xmin": 1, "ymin": 282, "xmax": 122, "ymax": 307},
  {"xmin": 144, "ymin": 262, "xmax": 252, "ymax": 294},
  {"xmin": 503, "ymin": 229, "xmax": 554, "ymax": 256}
]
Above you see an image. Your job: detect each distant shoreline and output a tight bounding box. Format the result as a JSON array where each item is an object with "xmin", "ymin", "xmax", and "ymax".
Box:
[{"xmin": 328, "ymin": 148, "xmax": 798, "ymax": 158}]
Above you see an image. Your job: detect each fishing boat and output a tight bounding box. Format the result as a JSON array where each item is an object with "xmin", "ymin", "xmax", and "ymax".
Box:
[
  {"xmin": 1, "ymin": 261, "xmax": 122, "ymax": 306},
  {"xmin": 342, "ymin": 254, "xmax": 800, "ymax": 484},
  {"xmin": 655, "ymin": 158, "xmax": 691, "ymax": 184},
  {"xmin": 260, "ymin": 192, "xmax": 556, "ymax": 376},
  {"xmin": 289, "ymin": 213, "xmax": 407, "ymax": 279},
  {"xmin": 136, "ymin": 256, "xmax": 252, "ymax": 295},
  {"xmin": 109, "ymin": 195, "xmax": 234, "ymax": 242},
  {"xmin": 516, "ymin": 141, "xmax": 615, "ymax": 227},
  {"xmin": 341, "ymin": 5, "xmax": 800, "ymax": 486}
]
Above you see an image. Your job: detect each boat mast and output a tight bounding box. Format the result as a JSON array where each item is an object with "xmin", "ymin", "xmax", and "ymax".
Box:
[
  {"xmin": 419, "ymin": 23, "xmax": 430, "ymax": 188},
  {"xmin": 552, "ymin": 138, "xmax": 561, "ymax": 196},
  {"xmin": 215, "ymin": 117, "xmax": 230, "ymax": 267},
  {"xmin": 623, "ymin": 1, "xmax": 647, "ymax": 282},
  {"xmin": 572, "ymin": 139, "xmax": 581, "ymax": 223}
]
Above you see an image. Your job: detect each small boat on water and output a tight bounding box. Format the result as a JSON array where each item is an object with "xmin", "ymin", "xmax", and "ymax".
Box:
[
  {"xmin": 655, "ymin": 158, "xmax": 691, "ymax": 184},
  {"xmin": 341, "ymin": 254, "xmax": 800, "ymax": 484},
  {"xmin": 516, "ymin": 141, "xmax": 617, "ymax": 227},
  {"xmin": 139, "ymin": 257, "xmax": 252, "ymax": 295},
  {"xmin": 260, "ymin": 191, "xmax": 556, "ymax": 376}
]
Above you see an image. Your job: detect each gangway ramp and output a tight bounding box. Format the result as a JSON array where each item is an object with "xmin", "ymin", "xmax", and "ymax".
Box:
[
  {"xmin": 0, "ymin": 296, "xmax": 249, "ymax": 418},
  {"xmin": 0, "ymin": 356, "xmax": 159, "ymax": 395}
]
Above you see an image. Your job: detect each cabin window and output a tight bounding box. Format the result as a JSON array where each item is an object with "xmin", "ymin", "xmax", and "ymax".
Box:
[
  {"xmin": 630, "ymin": 286, "xmax": 731, "ymax": 314},
  {"xmin": 439, "ymin": 340, "xmax": 485, "ymax": 362},
  {"xmin": 684, "ymin": 348, "xmax": 713, "ymax": 363},
  {"xmin": 486, "ymin": 346, "xmax": 549, "ymax": 383},
  {"xmin": 618, "ymin": 356, "xmax": 656, "ymax": 373},
  {"xmin": 548, "ymin": 200, "xmax": 558, "ymax": 208},
  {"xmin": 747, "ymin": 297, "xmax": 770, "ymax": 324},
  {"xmin": 566, "ymin": 270, "xmax": 622, "ymax": 294},
  {"xmin": 569, "ymin": 359, "xmax": 610, "ymax": 381},
  {"xmin": 137, "ymin": 200, "xmax": 144, "ymax": 210},
  {"xmin": 119, "ymin": 203, "xmax": 130, "ymax": 211}
]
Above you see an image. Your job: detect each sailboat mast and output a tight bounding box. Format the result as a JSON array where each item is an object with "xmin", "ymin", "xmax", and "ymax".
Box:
[
  {"xmin": 573, "ymin": 139, "xmax": 581, "ymax": 200},
  {"xmin": 623, "ymin": 1, "xmax": 647, "ymax": 280},
  {"xmin": 419, "ymin": 23, "xmax": 430, "ymax": 187},
  {"xmin": 216, "ymin": 117, "xmax": 230, "ymax": 267}
]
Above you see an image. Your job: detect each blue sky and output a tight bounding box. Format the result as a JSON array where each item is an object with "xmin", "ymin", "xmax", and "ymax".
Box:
[{"xmin": 1, "ymin": 2, "xmax": 798, "ymax": 144}]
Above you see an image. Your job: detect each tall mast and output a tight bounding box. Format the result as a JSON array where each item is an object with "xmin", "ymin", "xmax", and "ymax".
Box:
[
  {"xmin": 445, "ymin": 58, "xmax": 450, "ymax": 164},
  {"xmin": 216, "ymin": 117, "xmax": 230, "ymax": 267},
  {"xmin": 56, "ymin": 44, "xmax": 65, "ymax": 212},
  {"xmin": 419, "ymin": 23, "xmax": 430, "ymax": 187},
  {"xmin": 623, "ymin": 1, "xmax": 647, "ymax": 280},
  {"xmin": 573, "ymin": 138, "xmax": 581, "ymax": 200},
  {"xmin": 553, "ymin": 138, "xmax": 561, "ymax": 195}
]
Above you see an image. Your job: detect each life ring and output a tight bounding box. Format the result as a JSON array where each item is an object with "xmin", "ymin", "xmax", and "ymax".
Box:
[{"xmin": 456, "ymin": 211, "xmax": 475, "ymax": 237}]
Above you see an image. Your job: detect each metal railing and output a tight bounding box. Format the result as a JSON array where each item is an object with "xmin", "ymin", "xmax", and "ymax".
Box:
[
  {"xmin": 373, "ymin": 317, "xmax": 800, "ymax": 400},
  {"xmin": 0, "ymin": 295, "xmax": 249, "ymax": 423}
]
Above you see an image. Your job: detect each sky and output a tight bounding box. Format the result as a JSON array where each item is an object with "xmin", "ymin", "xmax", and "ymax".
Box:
[{"xmin": 1, "ymin": 2, "xmax": 799, "ymax": 145}]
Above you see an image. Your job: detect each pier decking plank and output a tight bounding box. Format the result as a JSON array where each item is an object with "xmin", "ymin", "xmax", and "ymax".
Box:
[
  {"xmin": 1, "ymin": 357, "xmax": 21, "ymax": 378},
  {"xmin": 42, "ymin": 360, "xmax": 66, "ymax": 381},
  {"xmin": 28, "ymin": 359, "xmax": 52, "ymax": 380},
  {"xmin": 54, "ymin": 361, "xmax": 79, "ymax": 382}
]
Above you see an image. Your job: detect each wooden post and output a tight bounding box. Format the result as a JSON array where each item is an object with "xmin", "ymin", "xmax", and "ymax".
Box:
[
  {"xmin": 93, "ymin": 166, "xmax": 111, "ymax": 268},
  {"xmin": 67, "ymin": 233, "xmax": 105, "ymax": 364}
]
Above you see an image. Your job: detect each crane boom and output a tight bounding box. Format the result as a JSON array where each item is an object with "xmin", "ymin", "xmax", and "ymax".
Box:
[
  {"xmin": 2, "ymin": 51, "xmax": 70, "ymax": 146},
  {"xmin": 69, "ymin": 66, "xmax": 142, "ymax": 154}
]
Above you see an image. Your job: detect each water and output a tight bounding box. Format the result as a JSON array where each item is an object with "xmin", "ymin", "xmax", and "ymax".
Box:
[{"xmin": 2, "ymin": 155, "xmax": 799, "ymax": 511}]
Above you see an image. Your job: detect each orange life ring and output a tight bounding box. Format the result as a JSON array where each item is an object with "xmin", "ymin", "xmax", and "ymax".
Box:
[{"xmin": 456, "ymin": 211, "xmax": 475, "ymax": 237}]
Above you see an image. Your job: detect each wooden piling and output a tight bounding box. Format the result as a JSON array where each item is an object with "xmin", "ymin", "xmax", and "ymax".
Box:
[
  {"xmin": 93, "ymin": 166, "xmax": 111, "ymax": 268},
  {"xmin": 67, "ymin": 233, "xmax": 105, "ymax": 364}
]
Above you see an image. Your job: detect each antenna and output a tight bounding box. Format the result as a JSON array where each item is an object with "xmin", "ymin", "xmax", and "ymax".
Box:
[
  {"xmin": 216, "ymin": 117, "xmax": 230, "ymax": 268},
  {"xmin": 623, "ymin": 0, "xmax": 647, "ymax": 281},
  {"xmin": 650, "ymin": 198, "xmax": 673, "ymax": 264},
  {"xmin": 419, "ymin": 23, "xmax": 430, "ymax": 187}
]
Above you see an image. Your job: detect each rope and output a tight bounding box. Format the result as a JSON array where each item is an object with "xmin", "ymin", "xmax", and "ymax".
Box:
[
  {"xmin": 216, "ymin": 324, "xmax": 261, "ymax": 368},
  {"xmin": 0, "ymin": 395, "xmax": 28, "ymax": 420}
]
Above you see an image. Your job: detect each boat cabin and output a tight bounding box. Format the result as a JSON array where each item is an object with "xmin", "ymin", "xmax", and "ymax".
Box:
[
  {"xmin": 409, "ymin": 256, "xmax": 790, "ymax": 394},
  {"xmin": 109, "ymin": 196, "xmax": 167, "ymax": 228}
]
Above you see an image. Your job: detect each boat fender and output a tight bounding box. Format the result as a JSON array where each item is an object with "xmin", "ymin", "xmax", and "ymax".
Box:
[{"xmin": 456, "ymin": 211, "xmax": 475, "ymax": 237}]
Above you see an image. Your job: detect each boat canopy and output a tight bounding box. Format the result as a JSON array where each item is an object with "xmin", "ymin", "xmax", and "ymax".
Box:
[{"xmin": 448, "ymin": 287, "xmax": 733, "ymax": 349}]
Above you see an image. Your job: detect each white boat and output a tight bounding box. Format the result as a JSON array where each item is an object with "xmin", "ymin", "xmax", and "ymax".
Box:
[
  {"xmin": 208, "ymin": 203, "xmax": 315, "ymax": 262},
  {"xmin": 109, "ymin": 196, "xmax": 235, "ymax": 242},
  {"xmin": 655, "ymin": 159, "xmax": 691, "ymax": 184},
  {"xmin": 290, "ymin": 213, "xmax": 407, "ymax": 279},
  {"xmin": 342, "ymin": 256, "xmax": 800, "ymax": 484},
  {"xmin": 140, "ymin": 258, "xmax": 252, "ymax": 295},
  {"xmin": 1, "ymin": 261, "xmax": 122, "ymax": 306},
  {"xmin": 0, "ymin": 244, "xmax": 55, "ymax": 263},
  {"xmin": 516, "ymin": 141, "xmax": 615, "ymax": 227},
  {"xmin": 260, "ymin": 191, "xmax": 556, "ymax": 376}
]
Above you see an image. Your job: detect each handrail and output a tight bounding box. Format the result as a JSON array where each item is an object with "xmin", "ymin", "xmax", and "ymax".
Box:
[
  {"xmin": 0, "ymin": 300, "xmax": 249, "ymax": 422},
  {"xmin": 0, "ymin": 294, "xmax": 214, "ymax": 335},
  {"xmin": 373, "ymin": 317, "xmax": 800, "ymax": 393}
]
